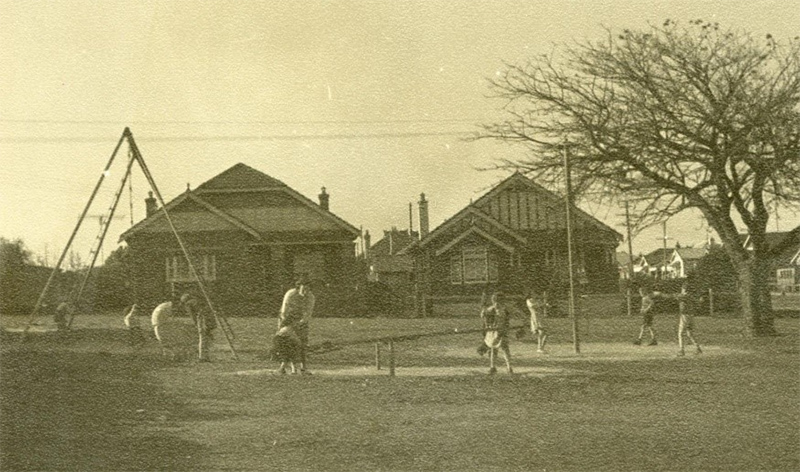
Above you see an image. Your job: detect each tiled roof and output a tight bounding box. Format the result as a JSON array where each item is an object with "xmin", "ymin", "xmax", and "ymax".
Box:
[
  {"xmin": 674, "ymin": 247, "xmax": 707, "ymax": 261},
  {"xmin": 371, "ymin": 254, "xmax": 414, "ymax": 273},
  {"xmin": 643, "ymin": 248, "xmax": 673, "ymax": 264},
  {"xmin": 371, "ymin": 229, "xmax": 419, "ymax": 256},
  {"xmin": 120, "ymin": 163, "xmax": 358, "ymax": 240},
  {"xmin": 740, "ymin": 231, "xmax": 795, "ymax": 251},
  {"xmin": 195, "ymin": 163, "xmax": 286, "ymax": 191}
]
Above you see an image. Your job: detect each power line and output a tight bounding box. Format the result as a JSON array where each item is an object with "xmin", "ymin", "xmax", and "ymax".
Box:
[
  {"xmin": 0, "ymin": 117, "xmax": 482, "ymax": 126},
  {"xmin": 0, "ymin": 130, "xmax": 474, "ymax": 144}
]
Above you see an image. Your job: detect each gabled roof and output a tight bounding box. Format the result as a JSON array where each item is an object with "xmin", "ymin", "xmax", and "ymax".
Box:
[
  {"xmin": 434, "ymin": 225, "xmax": 516, "ymax": 256},
  {"xmin": 120, "ymin": 163, "xmax": 359, "ymax": 241},
  {"xmin": 402, "ymin": 172, "xmax": 621, "ymax": 253},
  {"xmin": 643, "ymin": 248, "xmax": 673, "ymax": 265},
  {"xmin": 119, "ymin": 190, "xmax": 261, "ymax": 241},
  {"xmin": 673, "ymin": 247, "xmax": 707, "ymax": 262},
  {"xmin": 481, "ymin": 172, "xmax": 623, "ymax": 239},
  {"xmin": 740, "ymin": 228, "xmax": 800, "ymax": 266},
  {"xmin": 741, "ymin": 231, "xmax": 791, "ymax": 249}
]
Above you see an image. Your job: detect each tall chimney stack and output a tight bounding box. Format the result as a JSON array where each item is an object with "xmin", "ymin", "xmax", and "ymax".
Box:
[
  {"xmin": 145, "ymin": 191, "xmax": 157, "ymax": 218},
  {"xmin": 409, "ymin": 202, "xmax": 414, "ymax": 235},
  {"xmin": 418, "ymin": 193, "xmax": 429, "ymax": 238},
  {"xmin": 363, "ymin": 230, "xmax": 371, "ymax": 259},
  {"xmin": 318, "ymin": 187, "xmax": 329, "ymax": 211}
]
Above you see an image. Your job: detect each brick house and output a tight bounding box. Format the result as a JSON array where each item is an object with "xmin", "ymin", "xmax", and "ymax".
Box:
[
  {"xmin": 401, "ymin": 172, "xmax": 622, "ymax": 316},
  {"xmin": 120, "ymin": 163, "xmax": 360, "ymax": 316}
]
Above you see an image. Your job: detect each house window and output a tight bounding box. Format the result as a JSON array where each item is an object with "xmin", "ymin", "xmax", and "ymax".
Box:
[
  {"xmin": 777, "ymin": 268, "xmax": 795, "ymax": 286},
  {"xmin": 450, "ymin": 245, "xmax": 498, "ymax": 284},
  {"xmin": 463, "ymin": 246, "xmax": 488, "ymax": 283},
  {"xmin": 166, "ymin": 254, "xmax": 216, "ymax": 282}
]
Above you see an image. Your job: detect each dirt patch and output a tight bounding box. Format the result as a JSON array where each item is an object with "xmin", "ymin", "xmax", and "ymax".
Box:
[
  {"xmin": 437, "ymin": 342, "xmax": 741, "ymax": 361},
  {"xmin": 229, "ymin": 365, "xmax": 588, "ymax": 377}
]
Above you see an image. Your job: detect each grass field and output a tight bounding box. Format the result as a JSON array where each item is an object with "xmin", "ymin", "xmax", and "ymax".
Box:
[{"xmin": 1, "ymin": 312, "xmax": 798, "ymax": 471}]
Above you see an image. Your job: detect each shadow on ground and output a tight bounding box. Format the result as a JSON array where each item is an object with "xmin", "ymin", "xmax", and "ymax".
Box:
[{"xmin": 0, "ymin": 330, "xmax": 205, "ymax": 471}]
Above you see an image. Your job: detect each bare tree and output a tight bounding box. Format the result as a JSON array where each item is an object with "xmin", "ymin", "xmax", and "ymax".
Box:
[{"xmin": 482, "ymin": 20, "xmax": 800, "ymax": 336}]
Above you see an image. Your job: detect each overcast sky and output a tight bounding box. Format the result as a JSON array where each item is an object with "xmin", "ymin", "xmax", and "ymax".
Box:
[{"xmin": 2, "ymin": 0, "xmax": 798, "ymax": 265}]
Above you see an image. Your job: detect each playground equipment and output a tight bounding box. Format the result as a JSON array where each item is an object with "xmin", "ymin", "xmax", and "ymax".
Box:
[{"xmin": 22, "ymin": 128, "xmax": 238, "ymax": 359}]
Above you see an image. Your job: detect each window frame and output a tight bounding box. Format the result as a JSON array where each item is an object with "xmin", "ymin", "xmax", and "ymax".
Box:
[
  {"xmin": 450, "ymin": 245, "xmax": 499, "ymax": 285},
  {"xmin": 165, "ymin": 254, "xmax": 217, "ymax": 282}
]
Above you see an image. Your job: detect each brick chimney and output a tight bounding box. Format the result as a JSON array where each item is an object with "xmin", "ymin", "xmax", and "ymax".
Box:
[
  {"xmin": 145, "ymin": 191, "xmax": 157, "ymax": 218},
  {"xmin": 418, "ymin": 193, "xmax": 429, "ymax": 238},
  {"xmin": 318, "ymin": 187, "xmax": 329, "ymax": 210},
  {"xmin": 363, "ymin": 230, "xmax": 371, "ymax": 259}
]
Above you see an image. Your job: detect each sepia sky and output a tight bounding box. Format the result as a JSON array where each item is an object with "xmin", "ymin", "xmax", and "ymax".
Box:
[{"xmin": 2, "ymin": 0, "xmax": 799, "ymax": 264}]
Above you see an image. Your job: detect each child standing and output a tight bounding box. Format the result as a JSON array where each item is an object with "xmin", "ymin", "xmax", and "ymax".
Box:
[
  {"xmin": 677, "ymin": 283, "xmax": 702, "ymax": 356},
  {"xmin": 480, "ymin": 292, "xmax": 514, "ymax": 375},
  {"xmin": 525, "ymin": 291, "xmax": 548, "ymax": 353},
  {"xmin": 633, "ymin": 287, "xmax": 657, "ymax": 346},
  {"xmin": 123, "ymin": 304, "xmax": 146, "ymax": 347}
]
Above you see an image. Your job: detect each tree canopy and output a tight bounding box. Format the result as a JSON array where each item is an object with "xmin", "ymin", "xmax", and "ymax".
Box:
[
  {"xmin": 484, "ymin": 20, "xmax": 799, "ymax": 240},
  {"xmin": 483, "ymin": 20, "xmax": 800, "ymax": 335}
]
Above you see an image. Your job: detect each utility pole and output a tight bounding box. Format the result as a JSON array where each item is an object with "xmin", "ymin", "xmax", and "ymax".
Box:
[
  {"xmin": 774, "ymin": 201, "xmax": 780, "ymax": 231},
  {"xmin": 563, "ymin": 143, "xmax": 580, "ymax": 354},
  {"xmin": 659, "ymin": 221, "xmax": 672, "ymax": 278},
  {"xmin": 625, "ymin": 201, "xmax": 635, "ymax": 317}
]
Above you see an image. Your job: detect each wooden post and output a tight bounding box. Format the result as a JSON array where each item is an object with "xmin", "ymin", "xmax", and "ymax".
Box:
[
  {"xmin": 388, "ymin": 340, "xmax": 396, "ymax": 377},
  {"xmin": 375, "ymin": 342, "xmax": 381, "ymax": 370}
]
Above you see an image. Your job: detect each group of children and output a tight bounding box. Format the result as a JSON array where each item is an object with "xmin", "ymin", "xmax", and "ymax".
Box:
[
  {"xmin": 634, "ymin": 285, "xmax": 702, "ymax": 356},
  {"xmin": 121, "ymin": 292, "xmax": 217, "ymax": 362},
  {"xmin": 478, "ymin": 291, "xmax": 548, "ymax": 375},
  {"xmin": 109, "ymin": 279, "xmax": 316, "ymax": 371},
  {"xmin": 116, "ymin": 280, "xmax": 701, "ymax": 373},
  {"xmin": 478, "ymin": 285, "xmax": 703, "ymax": 375}
]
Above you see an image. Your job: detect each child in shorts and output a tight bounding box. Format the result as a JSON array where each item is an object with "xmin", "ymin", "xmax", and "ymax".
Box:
[
  {"xmin": 677, "ymin": 283, "xmax": 702, "ymax": 356},
  {"xmin": 633, "ymin": 287, "xmax": 657, "ymax": 346},
  {"xmin": 525, "ymin": 291, "xmax": 548, "ymax": 353},
  {"xmin": 480, "ymin": 292, "xmax": 514, "ymax": 375}
]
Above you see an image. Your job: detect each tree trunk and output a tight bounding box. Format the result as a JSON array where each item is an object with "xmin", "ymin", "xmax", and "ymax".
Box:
[{"xmin": 732, "ymin": 256, "xmax": 776, "ymax": 336}]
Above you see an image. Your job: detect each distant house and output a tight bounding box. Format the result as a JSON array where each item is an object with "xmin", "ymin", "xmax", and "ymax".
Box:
[
  {"xmin": 638, "ymin": 245, "xmax": 707, "ymax": 279},
  {"xmin": 642, "ymin": 248, "xmax": 673, "ymax": 278},
  {"xmin": 632, "ymin": 253, "xmax": 650, "ymax": 276},
  {"xmin": 402, "ymin": 173, "xmax": 622, "ymax": 316},
  {"xmin": 120, "ymin": 163, "xmax": 361, "ymax": 316},
  {"xmin": 669, "ymin": 247, "xmax": 708, "ymax": 278},
  {"xmin": 367, "ymin": 228, "xmax": 417, "ymax": 294},
  {"xmin": 741, "ymin": 230, "xmax": 800, "ymax": 293}
]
